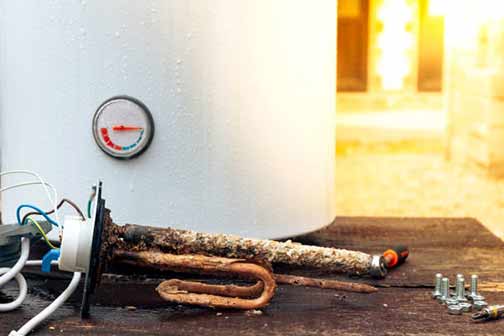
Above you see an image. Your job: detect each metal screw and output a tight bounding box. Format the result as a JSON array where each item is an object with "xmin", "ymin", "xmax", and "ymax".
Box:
[
  {"xmin": 448, "ymin": 304, "xmax": 463, "ymax": 315},
  {"xmin": 459, "ymin": 302, "xmax": 472, "ymax": 312},
  {"xmin": 437, "ymin": 277, "xmax": 449, "ymax": 303},
  {"xmin": 471, "ymin": 294, "xmax": 485, "ymax": 302},
  {"xmin": 468, "ymin": 275, "xmax": 485, "ymax": 301},
  {"xmin": 469, "ymin": 274, "xmax": 478, "ymax": 297},
  {"xmin": 473, "ymin": 300, "xmax": 488, "ymax": 311},
  {"xmin": 455, "ymin": 277, "xmax": 468, "ymax": 302},
  {"xmin": 456, "ymin": 274, "xmax": 463, "ymax": 296},
  {"xmin": 445, "ymin": 298, "xmax": 459, "ymax": 306},
  {"xmin": 432, "ymin": 273, "xmax": 442, "ymax": 298}
]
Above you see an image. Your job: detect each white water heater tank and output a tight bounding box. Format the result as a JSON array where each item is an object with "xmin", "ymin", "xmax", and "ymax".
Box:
[{"xmin": 0, "ymin": 1, "xmax": 336, "ymax": 239}]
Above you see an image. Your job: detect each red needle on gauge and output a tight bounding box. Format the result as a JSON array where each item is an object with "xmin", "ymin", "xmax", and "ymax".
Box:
[{"xmin": 112, "ymin": 125, "xmax": 143, "ymax": 131}]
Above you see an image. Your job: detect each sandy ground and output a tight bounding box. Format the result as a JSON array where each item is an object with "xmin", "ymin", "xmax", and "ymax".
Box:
[{"xmin": 336, "ymin": 145, "xmax": 504, "ymax": 240}]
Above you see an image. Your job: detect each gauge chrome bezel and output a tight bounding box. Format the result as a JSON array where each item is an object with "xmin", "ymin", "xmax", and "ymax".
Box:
[{"xmin": 92, "ymin": 95, "xmax": 155, "ymax": 160}]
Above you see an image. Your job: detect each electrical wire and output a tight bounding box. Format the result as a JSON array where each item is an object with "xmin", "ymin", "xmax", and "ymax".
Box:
[
  {"xmin": 21, "ymin": 198, "xmax": 85, "ymax": 227},
  {"xmin": 0, "ymin": 171, "xmax": 81, "ymax": 335},
  {"xmin": 24, "ymin": 260, "xmax": 59, "ymax": 267},
  {"xmin": 0, "ymin": 171, "xmax": 61, "ymax": 229},
  {"xmin": 0, "ymin": 271, "xmax": 27, "ymax": 313},
  {"xmin": 0, "ymin": 238, "xmax": 30, "ymax": 312},
  {"xmin": 0, "ymin": 229, "xmax": 81, "ymax": 336},
  {"xmin": 26, "ymin": 216, "xmax": 58, "ymax": 249},
  {"xmin": 16, "ymin": 204, "xmax": 59, "ymax": 227},
  {"xmin": 11, "ymin": 272, "xmax": 82, "ymax": 336},
  {"xmin": 0, "ymin": 181, "xmax": 55, "ymax": 193},
  {"xmin": 87, "ymin": 199, "xmax": 92, "ymax": 218},
  {"xmin": 58, "ymin": 198, "xmax": 85, "ymax": 219},
  {"xmin": 87, "ymin": 187, "xmax": 97, "ymax": 219},
  {"xmin": 0, "ymin": 171, "xmax": 54, "ymax": 313}
]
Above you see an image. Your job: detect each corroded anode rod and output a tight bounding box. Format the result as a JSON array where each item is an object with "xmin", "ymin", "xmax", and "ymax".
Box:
[{"xmin": 115, "ymin": 223, "xmax": 386, "ymax": 277}]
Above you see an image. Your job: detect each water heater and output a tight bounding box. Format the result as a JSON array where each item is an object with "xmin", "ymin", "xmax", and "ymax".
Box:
[{"xmin": 0, "ymin": 1, "xmax": 336, "ymax": 238}]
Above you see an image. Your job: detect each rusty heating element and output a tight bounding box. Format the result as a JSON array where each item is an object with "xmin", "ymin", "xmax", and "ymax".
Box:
[
  {"xmin": 114, "ymin": 251, "xmax": 277, "ymax": 309},
  {"xmin": 98, "ymin": 210, "xmax": 378, "ymax": 310}
]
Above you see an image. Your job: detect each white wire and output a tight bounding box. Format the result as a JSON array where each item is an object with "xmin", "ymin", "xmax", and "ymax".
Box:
[
  {"xmin": 0, "ymin": 238, "xmax": 30, "ymax": 286},
  {"xmin": 1, "ymin": 181, "xmax": 57, "ymax": 194},
  {"xmin": 0, "ymin": 173, "xmax": 54, "ymax": 313},
  {"xmin": 0, "ymin": 171, "xmax": 80, "ymax": 335},
  {"xmin": 24, "ymin": 260, "xmax": 59, "ymax": 267},
  {"xmin": 0, "ymin": 170, "xmax": 61, "ymax": 230},
  {"xmin": 0, "ymin": 238, "xmax": 30, "ymax": 312},
  {"xmin": 0, "ymin": 181, "xmax": 60, "ymax": 234},
  {"xmin": 0, "ymin": 257, "xmax": 61, "ymax": 319},
  {"xmin": 0, "ymin": 271, "xmax": 27, "ymax": 313},
  {"xmin": 13, "ymin": 272, "xmax": 81, "ymax": 336}
]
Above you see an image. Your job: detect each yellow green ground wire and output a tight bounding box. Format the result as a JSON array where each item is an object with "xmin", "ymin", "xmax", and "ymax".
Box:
[{"xmin": 26, "ymin": 215, "xmax": 58, "ymax": 249}]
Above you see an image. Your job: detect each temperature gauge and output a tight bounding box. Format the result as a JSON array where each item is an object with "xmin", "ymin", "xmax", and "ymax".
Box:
[{"xmin": 92, "ymin": 96, "xmax": 155, "ymax": 159}]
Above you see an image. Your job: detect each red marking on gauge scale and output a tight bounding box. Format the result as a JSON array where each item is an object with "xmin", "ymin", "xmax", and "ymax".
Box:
[
  {"xmin": 100, "ymin": 128, "xmax": 115, "ymax": 149},
  {"xmin": 100, "ymin": 127, "xmax": 143, "ymax": 151}
]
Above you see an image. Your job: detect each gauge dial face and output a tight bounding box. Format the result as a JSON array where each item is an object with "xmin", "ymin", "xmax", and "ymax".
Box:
[{"xmin": 92, "ymin": 96, "xmax": 155, "ymax": 159}]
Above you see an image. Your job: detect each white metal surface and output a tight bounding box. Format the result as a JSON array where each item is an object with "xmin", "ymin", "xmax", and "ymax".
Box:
[{"xmin": 0, "ymin": 1, "xmax": 337, "ymax": 238}]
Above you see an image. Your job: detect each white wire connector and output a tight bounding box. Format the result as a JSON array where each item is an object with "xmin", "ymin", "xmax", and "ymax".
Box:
[
  {"xmin": 0, "ymin": 170, "xmax": 80, "ymax": 335},
  {"xmin": 59, "ymin": 216, "xmax": 93, "ymax": 272}
]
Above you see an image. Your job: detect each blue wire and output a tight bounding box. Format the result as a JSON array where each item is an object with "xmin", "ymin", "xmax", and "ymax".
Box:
[{"xmin": 16, "ymin": 204, "xmax": 59, "ymax": 227}]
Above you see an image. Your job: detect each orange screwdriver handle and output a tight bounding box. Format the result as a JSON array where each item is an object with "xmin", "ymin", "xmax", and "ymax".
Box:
[{"xmin": 383, "ymin": 245, "xmax": 409, "ymax": 269}]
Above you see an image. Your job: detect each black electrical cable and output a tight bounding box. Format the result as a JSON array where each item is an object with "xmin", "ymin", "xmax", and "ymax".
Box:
[{"xmin": 21, "ymin": 198, "xmax": 85, "ymax": 226}]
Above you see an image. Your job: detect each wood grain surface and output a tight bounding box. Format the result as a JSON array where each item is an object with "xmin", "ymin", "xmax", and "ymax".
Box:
[{"xmin": 2, "ymin": 216, "xmax": 504, "ymax": 335}]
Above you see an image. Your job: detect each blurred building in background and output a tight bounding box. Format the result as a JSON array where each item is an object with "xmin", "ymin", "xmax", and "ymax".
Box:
[
  {"xmin": 337, "ymin": 0, "xmax": 504, "ymax": 177},
  {"xmin": 338, "ymin": 0, "xmax": 443, "ymax": 98},
  {"xmin": 444, "ymin": 1, "xmax": 504, "ymax": 177},
  {"xmin": 336, "ymin": 0, "xmax": 445, "ymax": 150},
  {"xmin": 336, "ymin": 0, "xmax": 504, "ymax": 238}
]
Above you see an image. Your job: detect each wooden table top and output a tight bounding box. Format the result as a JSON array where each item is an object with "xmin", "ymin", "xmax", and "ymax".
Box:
[{"xmin": 2, "ymin": 216, "xmax": 504, "ymax": 335}]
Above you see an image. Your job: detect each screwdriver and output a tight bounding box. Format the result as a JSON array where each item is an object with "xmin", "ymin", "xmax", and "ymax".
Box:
[
  {"xmin": 382, "ymin": 245, "xmax": 409, "ymax": 269},
  {"xmin": 472, "ymin": 305, "xmax": 504, "ymax": 321},
  {"xmin": 369, "ymin": 245, "xmax": 409, "ymax": 278}
]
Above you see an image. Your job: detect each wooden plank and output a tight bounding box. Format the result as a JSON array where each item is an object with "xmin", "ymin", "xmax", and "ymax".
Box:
[
  {"xmin": 295, "ymin": 217, "xmax": 504, "ymax": 285},
  {"xmin": 2, "ymin": 216, "xmax": 504, "ymax": 335},
  {"xmin": 3, "ymin": 282, "xmax": 504, "ymax": 335}
]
